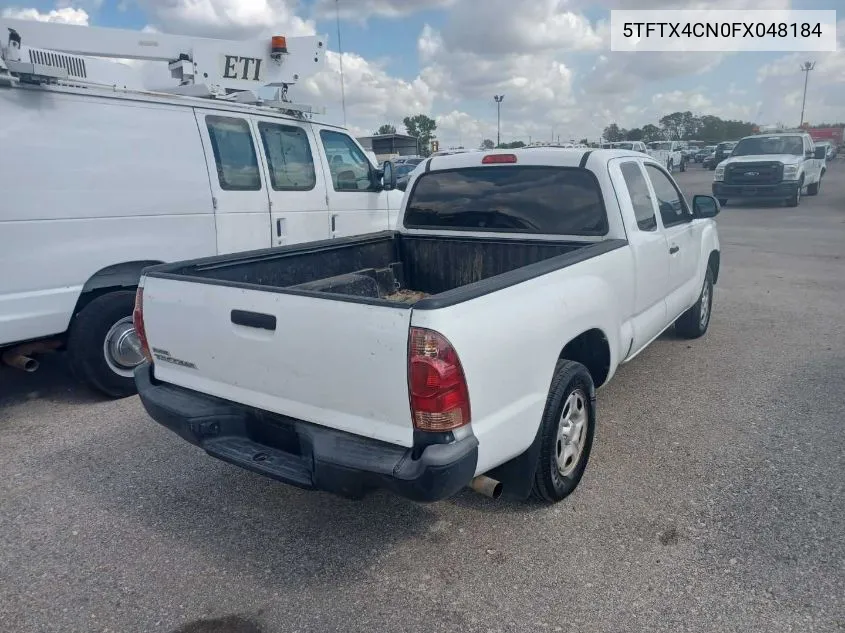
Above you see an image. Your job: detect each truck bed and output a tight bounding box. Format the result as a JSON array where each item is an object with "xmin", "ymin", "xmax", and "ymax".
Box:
[{"xmin": 147, "ymin": 231, "xmax": 621, "ymax": 309}]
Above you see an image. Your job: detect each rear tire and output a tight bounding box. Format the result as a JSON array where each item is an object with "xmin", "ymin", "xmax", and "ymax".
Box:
[
  {"xmin": 531, "ymin": 360, "xmax": 596, "ymax": 504},
  {"xmin": 718, "ymin": 198, "xmax": 728, "ymax": 206},
  {"xmin": 68, "ymin": 290, "xmax": 142, "ymax": 398},
  {"xmin": 675, "ymin": 268, "xmax": 714, "ymax": 339}
]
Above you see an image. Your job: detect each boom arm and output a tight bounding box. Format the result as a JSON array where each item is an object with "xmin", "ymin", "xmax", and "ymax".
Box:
[{"xmin": 0, "ymin": 18, "xmax": 326, "ymax": 97}]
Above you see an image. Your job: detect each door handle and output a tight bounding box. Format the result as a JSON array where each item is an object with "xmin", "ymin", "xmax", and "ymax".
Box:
[
  {"xmin": 231, "ymin": 310, "xmax": 276, "ymax": 331},
  {"xmin": 669, "ymin": 245, "xmax": 680, "ymax": 254}
]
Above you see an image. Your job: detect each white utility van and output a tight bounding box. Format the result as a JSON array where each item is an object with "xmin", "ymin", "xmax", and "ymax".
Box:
[{"xmin": 0, "ymin": 19, "xmax": 403, "ymax": 396}]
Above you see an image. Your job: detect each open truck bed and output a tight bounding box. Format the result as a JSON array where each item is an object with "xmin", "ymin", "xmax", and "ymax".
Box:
[{"xmin": 147, "ymin": 230, "xmax": 616, "ymax": 309}]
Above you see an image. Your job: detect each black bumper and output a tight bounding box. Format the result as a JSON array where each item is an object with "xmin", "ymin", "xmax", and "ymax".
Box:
[
  {"xmin": 712, "ymin": 181, "xmax": 799, "ymax": 199},
  {"xmin": 135, "ymin": 364, "xmax": 478, "ymax": 502}
]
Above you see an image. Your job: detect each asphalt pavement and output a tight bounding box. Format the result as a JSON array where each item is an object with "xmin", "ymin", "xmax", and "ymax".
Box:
[{"xmin": 1, "ymin": 162, "xmax": 843, "ymax": 633}]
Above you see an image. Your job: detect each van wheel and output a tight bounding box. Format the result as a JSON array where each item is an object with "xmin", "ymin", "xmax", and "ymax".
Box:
[
  {"xmin": 531, "ymin": 360, "xmax": 596, "ymax": 504},
  {"xmin": 807, "ymin": 178, "xmax": 820, "ymax": 196},
  {"xmin": 68, "ymin": 290, "xmax": 142, "ymax": 398},
  {"xmin": 675, "ymin": 268, "xmax": 714, "ymax": 339}
]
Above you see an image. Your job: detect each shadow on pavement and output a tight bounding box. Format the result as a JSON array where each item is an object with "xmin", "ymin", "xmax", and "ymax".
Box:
[{"xmin": 0, "ymin": 353, "xmax": 106, "ymax": 408}]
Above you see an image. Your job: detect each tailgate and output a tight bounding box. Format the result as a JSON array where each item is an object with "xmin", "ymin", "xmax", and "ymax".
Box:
[{"xmin": 140, "ymin": 276, "xmax": 415, "ymax": 447}]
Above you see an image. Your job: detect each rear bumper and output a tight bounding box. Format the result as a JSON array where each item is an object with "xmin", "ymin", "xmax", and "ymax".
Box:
[
  {"xmin": 712, "ymin": 181, "xmax": 799, "ymax": 199},
  {"xmin": 135, "ymin": 363, "xmax": 478, "ymax": 502}
]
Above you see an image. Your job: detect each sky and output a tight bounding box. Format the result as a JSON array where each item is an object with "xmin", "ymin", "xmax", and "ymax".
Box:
[{"xmin": 1, "ymin": 0, "xmax": 842, "ymax": 148}]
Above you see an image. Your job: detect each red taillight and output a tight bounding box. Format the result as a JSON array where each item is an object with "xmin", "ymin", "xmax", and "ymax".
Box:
[
  {"xmin": 408, "ymin": 327, "xmax": 470, "ymax": 432},
  {"xmin": 132, "ymin": 287, "xmax": 153, "ymax": 363},
  {"xmin": 482, "ymin": 153, "xmax": 517, "ymax": 164}
]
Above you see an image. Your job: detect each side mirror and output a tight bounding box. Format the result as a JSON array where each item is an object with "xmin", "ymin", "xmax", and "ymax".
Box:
[
  {"xmin": 380, "ymin": 160, "xmax": 397, "ymax": 191},
  {"xmin": 692, "ymin": 195, "xmax": 720, "ymax": 219},
  {"xmin": 814, "ymin": 147, "xmax": 826, "ymax": 159},
  {"xmin": 805, "ymin": 149, "xmax": 814, "ymax": 159}
]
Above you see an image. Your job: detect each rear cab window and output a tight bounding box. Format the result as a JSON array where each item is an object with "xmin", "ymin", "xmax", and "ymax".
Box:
[{"xmin": 403, "ymin": 167, "xmax": 608, "ymax": 235}]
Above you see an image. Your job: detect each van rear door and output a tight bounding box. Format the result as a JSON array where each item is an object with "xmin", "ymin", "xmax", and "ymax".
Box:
[{"xmin": 194, "ymin": 109, "xmax": 271, "ymax": 254}]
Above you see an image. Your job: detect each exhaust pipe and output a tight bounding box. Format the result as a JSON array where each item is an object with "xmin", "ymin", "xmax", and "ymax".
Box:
[
  {"xmin": 469, "ymin": 475, "xmax": 503, "ymax": 499},
  {"xmin": 2, "ymin": 351, "xmax": 39, "ymax": 373},
  {"xmin": 1, "ymin": 340, "xmax": 60, "ymax": 373}
]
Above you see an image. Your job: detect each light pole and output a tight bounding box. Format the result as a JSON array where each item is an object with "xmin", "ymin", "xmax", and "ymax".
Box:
[
  {"xmin": 493, "ymin": 95, "xmax": 504, "ymax": 146},
  {"xmin": 799, "ymin": 61, "xmax": 815, "ymax": 128}
]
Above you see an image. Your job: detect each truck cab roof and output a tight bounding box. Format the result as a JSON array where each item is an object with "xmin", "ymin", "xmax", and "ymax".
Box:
[{"xmin": 422, "ymin": 147, "xmax": 654, "ymax": 172}]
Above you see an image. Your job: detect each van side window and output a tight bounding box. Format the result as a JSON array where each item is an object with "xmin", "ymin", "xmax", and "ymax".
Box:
[
  {"xmin": 620, "ymin": 162, "xmax": 657, "ymax": 231},
  {"xmin": 205, "ymin": 116, "xmax": 261, "ymax": 191},
  {"xmin": 319, "ymin": 130, "xmax": 375, "ymax": 192},
  {"xmin": 258, "ymin": 122, "xmax": 316, "ymax": 191}
]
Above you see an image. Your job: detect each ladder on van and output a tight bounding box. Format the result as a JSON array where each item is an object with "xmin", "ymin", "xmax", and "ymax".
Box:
[{"xmin": 0, "ymin": 18, "xmax": 327, "ymax": 114}]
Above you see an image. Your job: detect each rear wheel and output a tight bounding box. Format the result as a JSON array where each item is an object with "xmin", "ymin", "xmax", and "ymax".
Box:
[
  {"xmin": 68, "ymin": 290, "xmax": 142, "ymax": 398},
  {"xmin": 531, "ymin": 360, "xmax": 596, "ymax": 504},
  {"xmin": 718, "ymin": 198, "xmax": 728, "ymax": 206}
]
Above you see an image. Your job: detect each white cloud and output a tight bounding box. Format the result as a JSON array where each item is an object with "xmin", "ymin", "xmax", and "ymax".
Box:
[
  {"xmin": 294, "ymin": 50, "xmax": 433, "ymax": 133},
  {"xmin": 314, "ymin": 0, "xmax": 455, "ymax": 20},
  {"xmin": 0, "ymin": 6, "xmax": 90, "ymax": 25},
  {"xmin": 137, "ymin": 0, "xmax": 315, "ymax": 39},
  {"xmin": 439, "ymin": 0, "xmax": 603, "ymax": 55}
]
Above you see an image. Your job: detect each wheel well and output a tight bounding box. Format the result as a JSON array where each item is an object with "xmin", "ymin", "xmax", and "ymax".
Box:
[
  {"xmin": 558, "ymin": 329, "xmax": 611, "ymax": 388},
  {"xmin": 708, "ymin": 250, "xmax": 720, "ymax": 284},
  {"xmin": 73, "ymin": 261, "xmax": 162, "ymax": 316}
]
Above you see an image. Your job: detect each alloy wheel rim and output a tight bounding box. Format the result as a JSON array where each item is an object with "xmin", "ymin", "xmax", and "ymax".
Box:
[{"xmin": 556, "ymin": 390, "xmax": 588, "ymax": 477}]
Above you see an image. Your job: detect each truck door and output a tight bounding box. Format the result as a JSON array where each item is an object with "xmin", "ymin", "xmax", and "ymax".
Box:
[
  {"xmin": 195, "ymin": 110, "xmax": 271, "ymax": 254},
  {"xmin": 804, "ymin": 137, "xmax": 821, "ymax": 184},
  {"xmin": 251, "ymin": 116, "xmax": 330, "ymax": 246},
  {"xmin": 613, "ymin": 159, "xmax": 669, "ymax": 353},
  {"xmin": 643, "ymin": 164, "xmax": 700, "ymax": 320},
  {"xmin": 312, "ymin": 126, "xmax": 390, "ymax": 238}
]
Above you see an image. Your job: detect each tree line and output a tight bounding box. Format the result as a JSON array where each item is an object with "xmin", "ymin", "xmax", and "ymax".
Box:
[{"xmin": 603, "ymin": 112, "xmax": 758, "ymax": 144}]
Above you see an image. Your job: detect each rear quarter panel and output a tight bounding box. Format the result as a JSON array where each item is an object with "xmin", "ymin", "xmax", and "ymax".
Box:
[{"xmin": 411, "ymin": 246, "xmax": 635, "ymax": 474}]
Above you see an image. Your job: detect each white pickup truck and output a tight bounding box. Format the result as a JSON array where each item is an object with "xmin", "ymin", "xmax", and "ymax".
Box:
[
  {"xmin": 648, "ymin": 141, "xmax": 686, "ymax": 173},
  {"xmin": 134, "ymin": 148, "xmax": 721, "ymax": 504}
]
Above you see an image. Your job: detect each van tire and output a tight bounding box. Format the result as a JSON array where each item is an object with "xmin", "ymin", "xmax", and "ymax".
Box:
[
  {"xmin": 68, "ymin": 290, "xmax": 140, "ymax": 398},
  {"xmin": 675, "ymin": 267, "xmax": 714, "ymax": 339},
  {"xmin": 531, "ymin": 360, "xmax": 596, "ymax": 504}
]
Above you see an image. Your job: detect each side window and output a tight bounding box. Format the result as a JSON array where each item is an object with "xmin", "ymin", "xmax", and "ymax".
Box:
[
  {"xmin": 258, "ymin": 122, "xmax": 316, "ymax": 191},
  {"xmin": 205, "ymin": 116, "xmax": 261, "ymax": 191},
  {"xmin": 644, "ymin": 164, "xmax": 692, "ymax": 228},
  {"xmin": 319, "ymin": 130, "xmax": 375, "ymax": 192},
  {"xmin": 620, "ymin": 162, "xmax": 657, "ymax": 231}
]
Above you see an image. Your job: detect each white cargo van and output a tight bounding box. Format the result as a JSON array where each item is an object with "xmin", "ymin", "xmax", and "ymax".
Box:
[{"xmin": 0, "ymin": 19, "xmax": 403, "ymax": 396}]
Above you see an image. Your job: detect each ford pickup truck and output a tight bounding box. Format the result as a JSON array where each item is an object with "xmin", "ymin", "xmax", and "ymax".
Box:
[
  {"xmin": 134, "ymin": 148, "xmax": 721, "ymax": 504},
  {"xmin": 713, "ymin": 132, "xmax": 826, "ymax": 207}
]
